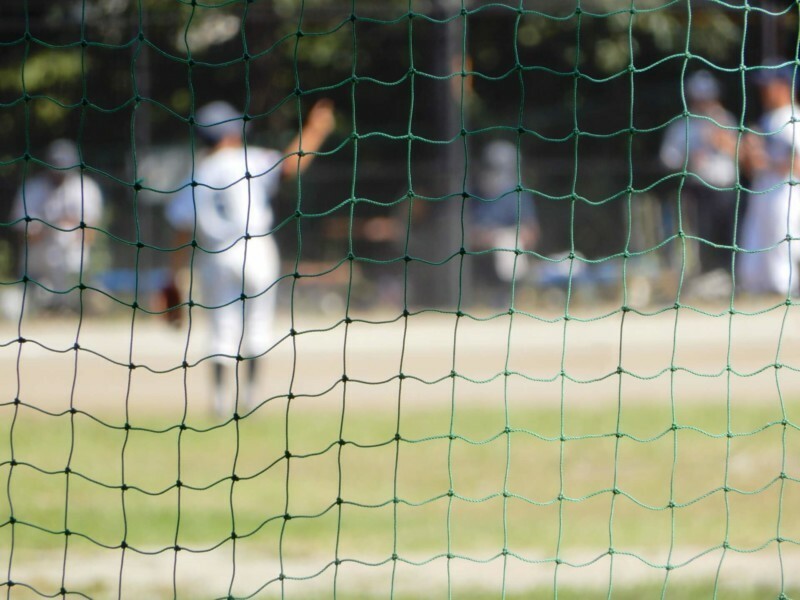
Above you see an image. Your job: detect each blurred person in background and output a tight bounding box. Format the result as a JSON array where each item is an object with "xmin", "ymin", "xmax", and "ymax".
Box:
[
  {"xmin": 10, "ymin": 139, "xmax": 104, "ymax": 314},
  {"xmin": 738, "ymin": 63, "xmax": 800, "ymax": 296},
  {"xmin": 166, "ymin": 99, "xmax": 335, "ymax": 416},
  {"xmin": 468, "ymin": 139, "xmax": 539, "ymax": 307},
  {"xmin": 659, "ymin": 69, "xmax": 738, "ymax": 283}
]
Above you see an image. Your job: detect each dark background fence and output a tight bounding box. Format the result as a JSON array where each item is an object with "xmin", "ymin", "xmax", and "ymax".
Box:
[{"xmin": 0, "ymin": 0, "xmax": 795, "ymax": 309}]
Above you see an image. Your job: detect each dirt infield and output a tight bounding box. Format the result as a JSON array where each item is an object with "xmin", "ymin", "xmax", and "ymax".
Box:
[
  {"xmin": 2, "ymin": 301, "xmax": 800, "ymax": 419},
  {"xmin": 9, "ymin": 544, "xmax": 800, "ymax": 598}
]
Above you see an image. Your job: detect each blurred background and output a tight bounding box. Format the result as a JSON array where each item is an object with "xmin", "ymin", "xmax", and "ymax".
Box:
[
  {"xmin": 3, "ymin": 4, "xmax": 800, "ymax": 597},
  {"xmin": 0, "ymin": 0, "xmax": 796, "ymax": 318}
]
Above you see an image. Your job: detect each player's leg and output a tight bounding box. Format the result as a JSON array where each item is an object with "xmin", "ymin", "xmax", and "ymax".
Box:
[
  {"xmin": 200, "ymin": 258, "xmax": 246, "ymax": 416},
  {"xmin": 241, "ymin": 237, "xmax": 280, "ymax": 410}
]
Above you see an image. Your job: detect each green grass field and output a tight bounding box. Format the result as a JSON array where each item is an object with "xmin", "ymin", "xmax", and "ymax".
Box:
[{"xmin": 2, "ymin": 393, "xmax": 798, "ymax": 598}]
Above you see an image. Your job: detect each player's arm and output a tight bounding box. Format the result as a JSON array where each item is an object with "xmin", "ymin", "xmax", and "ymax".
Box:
[
  {"xmin": 738, "ymin": 131, "xmax": 767, "ymax": 178},
  {"xmin": 160, "ymin": 187, "xmax": 196, "ymax": 325},
  {"xmin": 281, "ymin": 99, "xmax": 336, "ymax": 179}
]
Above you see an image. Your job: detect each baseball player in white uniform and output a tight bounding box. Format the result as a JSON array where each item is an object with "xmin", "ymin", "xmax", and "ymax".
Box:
[
  {"xmin": 738, "ymin": 64, "xmax": 800, "ymax": 296},
  {"xmin": 166, "ymin": 100, "xmax": 334, "ymax": 415},
  {"xmin": 659, "ymin": 70, "xmax": 738, "ymax": 276},
  {"xmin": 11, "ymin": 139, "xmax": 104, "ymax": 312}
]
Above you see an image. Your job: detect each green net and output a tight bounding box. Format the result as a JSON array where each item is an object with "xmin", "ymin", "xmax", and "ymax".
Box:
[{"xmin": 1, "ymin": 0, "xmax": 800, "ymax": 598}]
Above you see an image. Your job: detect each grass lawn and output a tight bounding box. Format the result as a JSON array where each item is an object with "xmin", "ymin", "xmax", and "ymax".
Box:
[{"xmin": 1, "ymin": 394, "xmax": 798, "ymax": 598}]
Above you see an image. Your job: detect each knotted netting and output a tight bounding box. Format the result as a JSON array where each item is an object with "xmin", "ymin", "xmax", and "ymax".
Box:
[{"xmin": 1, "ymin": 0, "xmax": 799, "ymax": 598}]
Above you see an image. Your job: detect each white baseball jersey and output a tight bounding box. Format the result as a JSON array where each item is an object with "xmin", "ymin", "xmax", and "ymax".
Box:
[
  {"xmin": 12, "ymin": 171, "xmax": 103, "ymax": 289},
  {"xmin": 659, "ymin": 105, "xmax": 737, "ymax": 188},
  {"xmin": 738, "ymin": 104, "xmax": 800, "ymax": 295},
  {"xmin": 167, "ymin": 145, "xmax": 283, "ymax": 360}
]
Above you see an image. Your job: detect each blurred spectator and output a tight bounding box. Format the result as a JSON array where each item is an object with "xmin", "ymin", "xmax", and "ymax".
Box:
[
  {"xmin": 468, "ymin": 140, "xmax": 539, "ymax": 305},
  {"xmin": 10, "ymin": 139, "xmax": 104, "ymax": 313},
  {"xmin": 166, "ymin": 99, "xmax": 335, "ymax": 415},
  {"xmin": 738, "ymin": 63, "xmax": 800, "ymax": 296},
  {"xmin": 659, "ymin": 70, "xmax": 738, "ymax": 276}
]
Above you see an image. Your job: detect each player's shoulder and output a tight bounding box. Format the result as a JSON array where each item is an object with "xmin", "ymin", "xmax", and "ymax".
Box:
[
  {"xmin": 246, "ymin": 146, "xmax": 282, "ymax": 169},
  {"xmin": 761, "ymin": 105, "xmax": 795, "ymax": 132}
]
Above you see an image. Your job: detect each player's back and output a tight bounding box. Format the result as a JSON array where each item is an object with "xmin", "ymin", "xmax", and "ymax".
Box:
[{"xmin": 191, "ymin": 146, "xmax": 282, "ymax": 253}]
